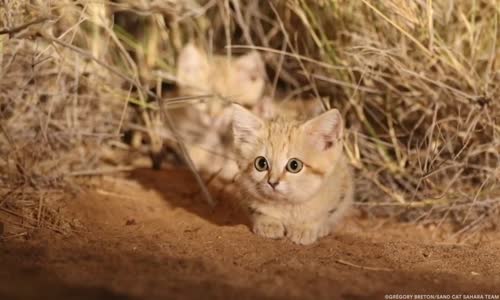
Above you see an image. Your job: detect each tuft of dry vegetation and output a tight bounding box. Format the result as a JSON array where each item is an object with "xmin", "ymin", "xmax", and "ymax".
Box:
[{"xmin": 0, "ymin": 0, "xmax": 499, "ymax": 236}]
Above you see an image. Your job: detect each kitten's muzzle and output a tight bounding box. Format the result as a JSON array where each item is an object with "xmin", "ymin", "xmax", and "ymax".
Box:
[{"xmin": 267, "ymin": 180, "xmax": 279, "ymax": 189}]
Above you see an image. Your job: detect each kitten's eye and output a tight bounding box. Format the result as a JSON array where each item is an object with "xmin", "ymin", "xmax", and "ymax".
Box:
[
  {"xmin": 286, "ymin": 158, "xmax": 303, "ymax": 173},
  {"xmin": 254, "ymin": 156, "xmax": 269, "ymax": 172}
]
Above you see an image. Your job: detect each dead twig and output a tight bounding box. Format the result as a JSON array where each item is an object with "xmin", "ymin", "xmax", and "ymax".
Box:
[
  {"xmin": 0, "ymin": 232, "xmax": 28, "ymax": 240},
  {"xmin": 68, "ymin": 166, "xmax": 137, "ymax": 177},
  {"xmin": 0, "ymin": 17, "xmax": 50, "ymax": 37},
  {"xmin": 336, "ymin": 259, "xmax": 393, "ymax": 272},
  {"xmin": 156, "ymin": 92, "xmax": 216, "ymax": 208}
]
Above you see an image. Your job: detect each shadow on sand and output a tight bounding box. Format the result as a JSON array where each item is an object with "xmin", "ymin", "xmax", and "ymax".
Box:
[{"xmin": 128, "ymin": 166, "xmax": 249, "ymax": 228}]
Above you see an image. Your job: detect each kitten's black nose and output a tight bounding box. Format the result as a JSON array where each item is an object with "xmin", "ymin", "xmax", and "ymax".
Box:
[{"xmin": 268, "ymin": 180, "xmax": 279, "ymax": 189}]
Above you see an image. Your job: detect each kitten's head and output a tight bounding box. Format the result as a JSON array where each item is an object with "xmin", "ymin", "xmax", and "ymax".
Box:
[
  {"xmin": 176, "ymin": 43, "xmax": 265, "ymax": 106},
  {"xmin": 220, "ymin": 51, "xmax": 266, "ymax": 106},
  {"xmin": 232, "ymin": 104, "xmax": 344, "ymax": 204}
]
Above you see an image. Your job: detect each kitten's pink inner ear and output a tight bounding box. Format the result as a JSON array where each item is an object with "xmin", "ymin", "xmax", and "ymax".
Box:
[{"xmin": 303, "ymin": 109, "xmax": 344, "ymax": 151}]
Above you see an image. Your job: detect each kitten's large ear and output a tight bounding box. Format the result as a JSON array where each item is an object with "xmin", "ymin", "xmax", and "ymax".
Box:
[
  {"xmin": 232, "ymin": 104, "xmax": 264, "ymax": 145},
  {"xmin": 302, "ymin": 109, "xmax": 344, "ymax": 151},
  {"xmin": 176, "ymin": 43, "xmax": 210, "ymax": 86},
  {"xmin": 235, "ymin": 52, "xmax": 265, "ymax": 78}
]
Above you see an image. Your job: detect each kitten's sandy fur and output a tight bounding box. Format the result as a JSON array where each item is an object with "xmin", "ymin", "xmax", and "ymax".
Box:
[
  {"xmin": 232, "ymin": 104, "xmax": 353, "ymax": 245},
  {"xmin": 176, "ymin": 43, "xmax": 266, "ymax": 127}
]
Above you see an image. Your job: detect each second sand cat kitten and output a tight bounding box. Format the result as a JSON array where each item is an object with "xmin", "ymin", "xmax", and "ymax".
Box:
[
  {"xmin": 231, "ymin": 104, "xmax": 353, "ymax": 245},
  {"xmin": 176, "ymin": 43, "xmax": 266, "ymax": 128}
]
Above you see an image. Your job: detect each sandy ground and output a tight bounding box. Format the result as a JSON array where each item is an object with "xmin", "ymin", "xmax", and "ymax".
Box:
[{"xmin": 1, "ymin": 167, "xmax": 500, "ymax": 300}]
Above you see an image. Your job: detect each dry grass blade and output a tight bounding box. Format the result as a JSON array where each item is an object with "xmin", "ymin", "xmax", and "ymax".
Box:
[{"xmin": 360, "ymin": 0, "xmax": 433, "ymax": 58}]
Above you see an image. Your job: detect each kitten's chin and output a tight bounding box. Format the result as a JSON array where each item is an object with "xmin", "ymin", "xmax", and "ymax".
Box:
[
  {"xmin": 257, "ymin": 192, "xmax": 309, "ymax": 204},
  {"xmin": 245, "ymin": 186, "xmax": 287, "ymax": 203},
  {"xmin": 254, "ymin": 188, "xmax": 300, "ymax": 204}
]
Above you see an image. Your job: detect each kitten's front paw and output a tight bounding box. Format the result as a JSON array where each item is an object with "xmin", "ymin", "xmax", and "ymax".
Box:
[
  {"xmin": 252, "ymin": 216, "xmax": 285, "ymax": 240},
  {"xmin": 286, "ymin": 223, "xmax": 330, "ymax": 245}
]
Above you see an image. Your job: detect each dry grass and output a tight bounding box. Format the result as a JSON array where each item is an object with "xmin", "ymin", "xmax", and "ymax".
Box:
[{"xmin": 0, "ymin": 0, "xmax": 499, "ymax": 236}]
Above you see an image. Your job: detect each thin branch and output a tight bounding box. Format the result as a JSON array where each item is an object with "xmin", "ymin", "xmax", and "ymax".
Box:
[
  {"xmin": 0, "ymin": 17, "xmax": 50, "ymax": 37},
  {"xmin": 336, "ymin": 259, "xmax": 393, "ymax": 272}
]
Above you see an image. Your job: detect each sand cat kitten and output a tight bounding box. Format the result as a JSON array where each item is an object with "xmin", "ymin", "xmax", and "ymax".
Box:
[
  {"xmin": 176, "ymin": 43, "xmax": 266, "ymax": 127},
  {"xmin": 231, "ymin": 104, "xmax": 353, "ymax": 245}
]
